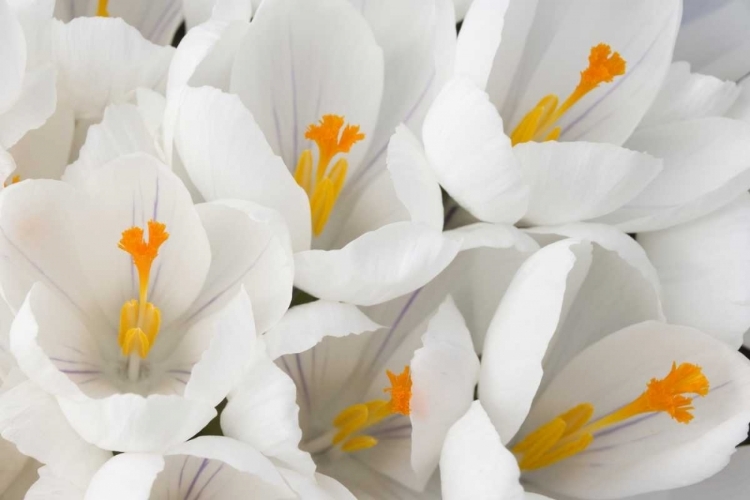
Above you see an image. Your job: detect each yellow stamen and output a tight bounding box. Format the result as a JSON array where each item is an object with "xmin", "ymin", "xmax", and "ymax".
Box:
[
  {"xmin": 510, "ymin": 43, "xmax": 626, "ymax": 145},
  {"xmin": 328, "ymin": 366, "xmax": 412, "ymax": 453},
  {"xmin": 513, "ymin": 362, "xmax": 709, "ymax": 471},
  {"xmin": 3, "ymin": 175, "xmax": 20, "ymax": 188},
  {"xmin": 96, "ymin": 0, "xmax": 109, "ymax": 17},
  {"xmin": 117, "ymin": 220, "xmax": 168, "ymax": 359},
  {"xmin": 294, "ymin": 114, "xmax": 365, "ymax": 236}
]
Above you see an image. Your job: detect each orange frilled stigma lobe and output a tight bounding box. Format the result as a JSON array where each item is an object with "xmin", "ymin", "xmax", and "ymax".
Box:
[
  {"xmin": 384, "ymin": 366, "xmax": 413, "ymax": 416},
  {"xmin": 512, "ymin": 362, "xmax": 709, "ymax": 471},
  {"xmin": 510, "ymin": 43, "xmax": 626, "ymax": 146},
  {"xmin": 294, "ymin": 114, "xmax": 365, "ymax": 236}
]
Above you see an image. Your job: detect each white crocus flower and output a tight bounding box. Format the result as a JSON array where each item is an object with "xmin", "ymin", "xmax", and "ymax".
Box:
[
  {"xmin": 53, "ymin": 0, "xmax": 185, "ymax": 46},
  {"xmin": 224, "ymin": 295, "xmax": 480, "ymax": 499},
  {"xmin": 0, "ymin": 153, "xmax": 292, "ymax": 452},
  {"xmin": 674, "ymin": 0, "xmax": 750, "ymax": 82},
  {"xmin": 0, "ymin": 0, "xmax": 57, "ymax": 158},
  {"xmin": 46, "ymin": 436, "xmax": 353, "ymax": 500},
  {"xmin": 476, "ymin": 238, "xmax": 750, "ymax": 499}
]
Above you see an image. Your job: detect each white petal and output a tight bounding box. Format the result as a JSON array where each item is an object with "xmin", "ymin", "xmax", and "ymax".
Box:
[
  {"xmin": 83, "ymin": 453, "xmax": 164, "ymax": 500},
  {"xmin": 480, "ymin": 240, "xmax": 589, "ymax": 442},
  {"xmin": 526, "ymin": 223, "xmax": 661, "ymax": 296},
  {"xmin": 64, "ymin": 103, "xmax": 160, "ymax": 186},
  {"xmin": 0, "ymin": 65, "xmax": 57, "ymax": 150},
  {"xmin": 0, "ymin": 381, "xmax": 110, "ymax": 488},
  {"xmin": 521, "ymin": 321, "xmax": 750, "ymax": 499},
  {"xmin": 180, "ymin": 288, "xmax": 257, "ymax": 407},
  {"xmin": 103, "ymin": 0, "xmax": 182, "ymax": 46},
  {"xmin": 675, "ymin": 0, "xmax": 750, "ymax": 81},
  {"xmin": 440, "ymin": 401, "xmax": 525, "ymax": 500},
  {"xmin": 385, "ymin": 125, "xmax": 443, "ymax": 230},
  {"xmin": 184, "ymin": 0, "xmax": 253, "ymax": 29},
  {"xmin": 190, "ymin": 201, "xmax": 293, "ymax": 334},
  {"xmin": 0, "ymin": 0, "xmax": 25, "ymax": 114},
  {"xmin": 281, "ymin": 469, "xmax": 356, "ymax": 500},
  {"xmin": 638, "ymin": 193, "xmax": 750, "ymax": 348},
  {"xmin": 294, "ymin": 222, "xmax": 460, "ymax": 306},
  {"xmin": 600, "ymin": 117, "xmax": 750, "ymax": 231},
  {"xmin": 492, "ymin": 0, "xmax": 682, "ymax": 145},
  {"xmin": 264, "ymin": 300, "xmax": 381, "ymax": 360},
  {"xmin": 230, "ymin": 0, "xmax": 384, "ymax": 179},
  {"xmin": 25, "ymin": 465, "xmax": 84, "ymax": 500},
  {"xmin": 516, "ymin": 141, "xmax": 662, "ymax": 226},
  {"xmin": 221, "ymin": 349, "xmax": 315, "ymax": 476},
  {"xmin": 423, "ymin": 78, "xmax": 528, "ymax": 224},
  {"xmin": 174, "ymin": 85, "xmax": 311, "ymax": 252},
  {"xmin": 49, "ymin": 17, "xmax": 173, "ymax": 119},
  {"xmin": 640, "ymin": 62, "xmax": 740, "ymax": 128},
  {"xmin": 409, "ymin": 297, "xmax": 480, "ymax": 487},
  {"xmin": 348, "ymin": 0, "xmax": 443, "ymax": 180},
  {"xmin": 454, "ymin": 0, "xmax": 509, "ymax": 90},
  {"xmin": 75, "ymin": 154, "xmax": 211, "ymax": 327}
]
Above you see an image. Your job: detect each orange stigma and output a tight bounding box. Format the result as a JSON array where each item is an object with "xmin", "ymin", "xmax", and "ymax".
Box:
[
  {"xmin": 294, "ymin": 114, "xmax": 365, "ymax": 236},
  {"xmin": 117, "ymin": 221, "xmax": 169, "ymax": 371},
  {"xmin": 327, "ymin": 365, "xmax": 413, "ymax": 453},
  {"xmin": 512, "ymin": 362, "xmax": 709, "ymax": 471},
  {"xmin": 96, "ymin": 0, "xmax": 109, "ymax": 16},
  {"xmin": 384, "ymin": 366, "xmax": 412, "ymax": 416},
  {"xmin": 510, "ymin": 43, "xmax": 626, "ymax": 145}
]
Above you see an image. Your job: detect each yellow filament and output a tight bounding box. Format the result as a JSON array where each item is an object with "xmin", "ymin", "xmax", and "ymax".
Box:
[
  {"xmin": 510, "ymin": 43, "xmax": 626, "ymax": 145},
  {"xmin": 294, "ymin": 115, "xmax": 365, "ymax": 236},
  {"xmin": 117, "ymin": 220, "xmax": 169, "ymax": 358},
  {"xmin": 96, "ymin": 0, "xmax": 109, "ymax": 17},
  {"xmin": 513, "ymin": 362, "xmax": 709, "ymax": 471},
  {"xmin": 329, "ymin": 366, "xmax": 412, "ymax": 453}
]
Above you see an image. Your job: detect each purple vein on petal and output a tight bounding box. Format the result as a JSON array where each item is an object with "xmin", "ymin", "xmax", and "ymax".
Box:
[{"xmin": 184, "ymin": 458, "xmax": 209, "ymax": 500}]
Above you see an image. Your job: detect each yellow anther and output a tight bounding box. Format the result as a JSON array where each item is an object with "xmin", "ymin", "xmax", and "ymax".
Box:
[
  {"xmin": 342, "ymin": 436, "xmax": 378, "ymax": 452},
  {"xmin": 3, "ymin": 175, "xmax": 20, "ymax": 188},
  {"xmin": 293, "ymin": 115, "xmax": 365, "ymax": 236},
  {"xmin": 328, "ymin": 366, "xmax": 413, "ymax": 453},
  {"xmin": 513, "ymin": 362, "xmax": 709, "ymax": 471},
  {"xmin": 96, "ymin": 0, "xmax": 109, "ymax": 17},
  {"xmin": 117, "ymin": 220, "xmax": 168, "ymax": 359},
  {"xmin": 511, "ymin": 43, "xmax": 626, "ymax": 145}
]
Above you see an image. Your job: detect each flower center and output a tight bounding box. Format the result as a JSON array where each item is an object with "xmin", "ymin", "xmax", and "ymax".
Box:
[
  {"xmin": 513, "ymin": 362, "xmax": 709, "ymax": 471},
  {"xmin": 117, "ymin": 220, "xmax": 169, "ymax": 381},
  {"xmin": 329, "ymin": 366, "xmax": 412, "ymax": 453},
  {"xmin": 294, "ymin": 114, "xmax": 365, "ymax": 236},
  {"xmin": 96, "ymin": 0, "xmax": 109, "ymax": 17},
  {"xmin": 510, "ymin": 43, "xmax": 626, "ymax": 146}
]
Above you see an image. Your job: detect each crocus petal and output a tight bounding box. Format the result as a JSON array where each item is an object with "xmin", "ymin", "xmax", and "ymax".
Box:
[
  {"xmin": 454, "ymin": 0, "xmax": 509, "ymax": 90},
  {"xmin": 75, "ymin": 154, "xmax": 211, "ymax": 328},
  {"xmin": 423, "ymin": 78, "xmax": 528, "ymax": 224},
  {"xmin": 440, "ymin": 401, "xmax": 526, "ymax": 500},
  {"xmin": 409, "ymin": 297, "xmax": 480, "ymax": 487},
  {"xmin": 189, "ymin": 201, "xmax": 293, "ymax": 334},
  {"xmin": 280, "ymin": 469, "xmax": 356, "ymax": 500},
  {"xmin": 599, "ymin": 117, "xmax": 750, "ymax": 232},
  {"xmin": 264, "ymin": 300, "xmax": 381, "ymax": 360},
  {"xmin": 0, "ymin": 65, "xmax": 57, "ymax": 150},
  {"xmin": 520, "ymin": 321, "xmax": 750, "ymax": 499},
  {"xmin": 84, "ymin": 453, "xmax": 163, "ymax": 500},
  {"xmin": 348, "ymin": 0, "xmax": 443, "ymax": 179},
  {"xmin": 525, "ymin": 223, "xmax": 661, "ymax": 296},
  {"xmin": 184, "ymin": 0, "xmax": 253, "ymax": 29},
  {"xmin": 64, "ymin": 103, "xmax": 161, "ymax": 186},
  {"xmin": 0, "ymin": 0, "xmax": 25, "ymax": 114},
  {"xmin": 49, "ymin": 17, "xmax": 173, "ymax": 119},
  {"xmin": 230, "ymin": 0, "xmax": 384, "ymax": 179},
  {"xmin": 639, "ymin": 62, "xmax": 740, "ymax": 128},
  {"xmin": 174, "ymin": 85, "xmax": 311, "ymax": 252},
  {"xmin": 675, "ymin": 0, "xmax": 750, "ymax": 81},
  {"xmin": 490, "ymin": 0, "xmax": 682, "ymax": 146},
  {"xmin": 221, "ymin": 348, "xmax": 315, "ymax": 476},
  {"xmin": 25, "ymin": 465, "xmax": 83, "ymax": 500},
  {"xmin": 638, "ymin": 194, "xmax": 750, "ymax": 348},
  {"xmin": 385, "ymin": 125, "xmax": 443, "ymax": 230},
  {"xmin": 516, "ymin": 141, "xmax": 662, "ymax": 226},
  {"xmin": 294, "ymin": 222, "xmax": 460, "ymax": 306}
]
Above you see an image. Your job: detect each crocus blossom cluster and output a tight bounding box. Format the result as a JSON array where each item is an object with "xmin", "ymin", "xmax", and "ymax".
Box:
[{"xmin": 0, "ymin": 0, "xmax": 749, "ymax": 499}]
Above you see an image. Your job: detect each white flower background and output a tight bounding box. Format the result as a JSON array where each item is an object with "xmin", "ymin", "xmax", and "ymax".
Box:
[{"xmin": 0, "ymin": 0, "xmax": 750, "ymax": 499}]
